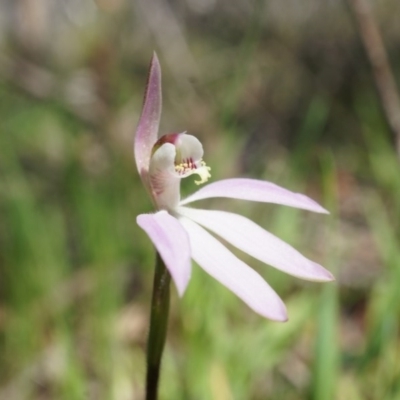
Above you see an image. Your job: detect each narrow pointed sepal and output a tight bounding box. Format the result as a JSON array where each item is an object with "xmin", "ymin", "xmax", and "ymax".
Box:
[
  {"xmin": 177, "ymin": 207, "xmax": 334, "ymax": 282},
  {"xmin": 134, "ymin": 53, "xmax": 162, "ymax": 180},
  {"xmin": 179, "ymin": 217, "xmax": 288, "ymax": 321},
  {"xmin": 180, "ymin": 178, "xmax": 329, "ymax": 214}
]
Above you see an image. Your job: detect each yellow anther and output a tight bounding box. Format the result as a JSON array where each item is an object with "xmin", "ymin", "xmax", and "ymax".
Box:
[{"xmin": 174, "ymin": 159, "xmax": 211, "ymax": 185}]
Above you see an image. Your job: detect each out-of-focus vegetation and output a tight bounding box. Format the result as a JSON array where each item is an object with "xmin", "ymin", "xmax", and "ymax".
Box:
[{"xmin": 1, "ymin": 0, "xmax": 400, "ymax": 399}]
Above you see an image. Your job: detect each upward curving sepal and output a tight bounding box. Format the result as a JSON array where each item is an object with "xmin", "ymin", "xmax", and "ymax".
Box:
[{"xmin": 134, "ymin": 53, "xmax": 162, "ymax": 180}]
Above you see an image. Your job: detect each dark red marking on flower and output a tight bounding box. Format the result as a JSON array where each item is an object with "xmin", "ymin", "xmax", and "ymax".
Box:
[
  {"xmin": 151, "ymin": 133, "xmax": 180, "ymax": 155},
  {"xmin": 157, "ymin": 133, "xmax": 179, "ymax": 145}
]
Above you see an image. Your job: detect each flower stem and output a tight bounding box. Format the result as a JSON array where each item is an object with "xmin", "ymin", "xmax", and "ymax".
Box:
[{"xmin": 145, "ymin": 252, "xmax": 171, "ymax": 400}]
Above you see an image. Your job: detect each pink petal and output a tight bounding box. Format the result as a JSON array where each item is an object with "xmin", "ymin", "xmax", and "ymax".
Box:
[
  {"xmin": 137, "ymin": 211, "xmax": 191, "ymax": 296},
  {"xmin": 179, "ymin": 217, "xmax": 288, "ymax": 321},
  {"xmin": 178, "ymin": 207, "xmax": 334, "ymax": 282},
  {"xmin": 134, "ymin": 53, "xmax": 162, "ymax": 180},
  {"xmin": 180, "ymin": 178, "xmax": 329, "ymax": 213}
]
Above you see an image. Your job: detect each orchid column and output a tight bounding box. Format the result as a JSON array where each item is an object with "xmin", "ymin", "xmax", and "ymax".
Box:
[{"xmin": 134, "ymin": 53, "xmax": 334, "ymax": 400}]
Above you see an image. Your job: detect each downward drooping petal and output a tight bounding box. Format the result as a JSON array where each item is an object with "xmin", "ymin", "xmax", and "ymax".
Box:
[
  {"xmin": 134, "ymin": 53, "xmax": 162, "ymax": 180},
  {"xmin": 180, "ymin": 178, "xmax": 328, "ymax": 214},
  {"xmin": 179, "ymin": 217, "xmax": 288, "ymax": 321},
  {"xmin": 177, "ymin": 207, "xmax": 334, "ymax": 282},
  {"xmin": 137, "ymin": 211, "xmax": 191, "ymax": 296}
]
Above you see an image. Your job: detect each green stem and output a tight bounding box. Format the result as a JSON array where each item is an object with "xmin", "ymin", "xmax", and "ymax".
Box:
[{"xmin": 146, "ymin": 252, "xmax": 171, "ymax": 400}]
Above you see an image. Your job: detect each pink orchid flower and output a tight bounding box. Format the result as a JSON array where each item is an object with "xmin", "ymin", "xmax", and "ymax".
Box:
[{"xmin": 135, "ymin": 54, "xmax": 334, "ymax": 321}]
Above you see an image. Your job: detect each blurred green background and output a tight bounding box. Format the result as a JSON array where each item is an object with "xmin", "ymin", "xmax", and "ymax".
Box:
[{"xmin": 1, "ymin": 0, "xmax": 400, "ymax": 399}]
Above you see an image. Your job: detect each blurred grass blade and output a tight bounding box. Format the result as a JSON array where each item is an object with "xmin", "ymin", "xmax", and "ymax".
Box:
[{"xmin": 311, "ymin": 151, "xmax": 339, "ymax": 400}]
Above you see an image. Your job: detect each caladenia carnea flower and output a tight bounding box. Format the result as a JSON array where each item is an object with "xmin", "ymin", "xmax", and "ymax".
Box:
[{"xmin": 135, "ymin": 53, "xmax": 334, "ymax": 323}]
